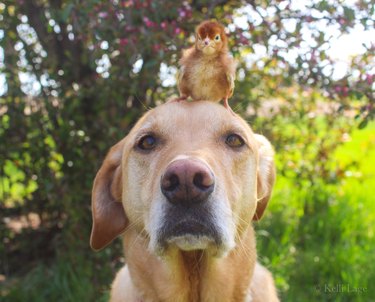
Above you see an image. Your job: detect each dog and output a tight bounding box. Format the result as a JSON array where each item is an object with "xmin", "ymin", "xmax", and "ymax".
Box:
[{"xmin": 90, "ymin": 101, "xmax": 279, "ymax": 302}]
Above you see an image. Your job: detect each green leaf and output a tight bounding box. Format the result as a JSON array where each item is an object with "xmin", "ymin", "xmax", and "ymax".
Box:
[
  {"xmin": 358, "ymin": 119, "xmax": 368, "ymax": 129},
  {"xmin": 343, "ymin": 7, "xmax": 355, "ymax": 22},
  {"xmin": 61, "ymin": 3, "xmax": 74, "ymax": 22}
]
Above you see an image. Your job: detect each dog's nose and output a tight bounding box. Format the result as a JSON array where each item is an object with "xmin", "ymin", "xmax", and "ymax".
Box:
[{"xmin": 161, "ymin": 159, "xmax": 214, "ymax": 205}]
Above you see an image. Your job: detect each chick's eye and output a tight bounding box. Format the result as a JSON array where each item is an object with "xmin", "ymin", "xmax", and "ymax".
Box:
[
  {"xmin": 215, "ymin": 35, "xmax": 220, "ymax": 41},
  {"xmin": 226, "ymin": 134, "xmax": 245, "ymax": 148},
  {"xmin": 138, "ymin": 135, "xmax": 157, "ymax": 150}
]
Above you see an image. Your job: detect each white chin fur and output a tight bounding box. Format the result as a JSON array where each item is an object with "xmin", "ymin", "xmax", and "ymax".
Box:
[{"xmin": 167, "ymin": 234, "xmax": 213, "ymax": 251}]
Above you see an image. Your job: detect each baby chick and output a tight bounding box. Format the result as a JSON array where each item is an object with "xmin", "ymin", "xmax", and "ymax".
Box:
[{"xmin": 178, "ymin": 20, "xmax": 236, "ymax": 109}]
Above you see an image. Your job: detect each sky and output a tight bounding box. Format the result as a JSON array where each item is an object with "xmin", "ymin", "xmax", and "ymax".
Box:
[{"xmin": 233, "ymin": 1, "xmax": 375, "ymax": 80}]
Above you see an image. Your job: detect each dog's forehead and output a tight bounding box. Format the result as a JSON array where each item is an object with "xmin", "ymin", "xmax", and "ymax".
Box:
[{"xmin": 135, "ymin": 101, "xmax": 252, "ymax": 136}]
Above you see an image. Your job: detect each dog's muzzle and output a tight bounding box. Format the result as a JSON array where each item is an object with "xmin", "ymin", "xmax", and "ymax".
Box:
[{"xmin": 158, "ymin": 158, "xmax": 221, "ymax": 252}]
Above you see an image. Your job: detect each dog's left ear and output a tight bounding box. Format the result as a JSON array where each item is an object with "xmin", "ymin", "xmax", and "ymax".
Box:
[
  {"xmin": 90, "ymin": 139, "xmax": 128, "ymax": 251},
  {"xmin": 253, "ymin": 134, "xmax": 276, "ymax": 221}
]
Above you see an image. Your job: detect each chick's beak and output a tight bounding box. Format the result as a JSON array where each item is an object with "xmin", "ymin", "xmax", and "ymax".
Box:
[{"xmin": 204, "ymin": 38, "xmax": 210, "ymax": 46}]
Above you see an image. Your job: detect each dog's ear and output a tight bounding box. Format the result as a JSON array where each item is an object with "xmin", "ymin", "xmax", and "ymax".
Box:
[
  {"xmin": 252, "ymin": 134, "xmax": 276, "ymax": 221},
  {"xmin": 90, "ymin": 139, "xmax": 128, "ymax": 251}
]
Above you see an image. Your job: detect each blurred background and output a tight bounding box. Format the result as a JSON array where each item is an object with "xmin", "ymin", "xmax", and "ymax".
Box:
[{"xmin": 0, "ymin": 0, "xmax": 374, "ymax": 301}]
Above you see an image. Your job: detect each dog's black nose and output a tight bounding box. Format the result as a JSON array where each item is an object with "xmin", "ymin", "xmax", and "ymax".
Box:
[{"xmin": 161, "ymin": 159, "xmax": 214, "ymax": 206}]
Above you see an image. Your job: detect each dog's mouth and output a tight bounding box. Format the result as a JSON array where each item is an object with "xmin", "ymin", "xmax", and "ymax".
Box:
[
  {"xmin": 167, "ymin": 234, "xmax": 215, "ymax": 252},
  {"xmin": 158, "ymin": 218, "xmax": 222, "ymax": 254},
  {"xmin": 166, "ymin": 220, "xmax": 217, "ymax": 251},
  {"xmin": 150, "ymin": 196, "xmax": 235, "ymax": 258},
  {"xmin": 168, "ymin": 219, "xmax": 212, "ymax": 237}
]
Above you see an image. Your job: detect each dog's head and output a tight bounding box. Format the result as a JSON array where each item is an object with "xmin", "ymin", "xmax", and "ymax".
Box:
[{"xmin": 90, "ymin": 101, "xmax": 275, "ymax": 257}]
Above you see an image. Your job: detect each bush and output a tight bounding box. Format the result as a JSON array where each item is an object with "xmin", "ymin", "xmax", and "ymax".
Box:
[{"xmin": 1, "ymin": 1, "xmax": 374, "ymax": 301}]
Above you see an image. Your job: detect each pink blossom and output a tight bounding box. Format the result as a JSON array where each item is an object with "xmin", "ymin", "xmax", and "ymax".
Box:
[
  {"xmin": 335, "ymin": 86, "xmax": 349, "ymax": 97},
  {"xmin": 342, "ymin": 86, "xmax": 349, "ymax": 96},
  {"xmin": 98, "ymin": 12, "xmax": 108, "ymax": 19},
  {"xmin": 125, "ymin": 26, "xmax": 137, "ymax": 33},
  {"xmin": 310, "ymin": 51, "xmax": 316, "ymax": 62},
  {"xmin": 334, "ymin": 86, "xmax": 342, "ymax": 94},
  {"xmin": 119, "ymin": 38, "xmax": 128, "ymax": 47},
  {"xmin": 143, "ymin": 16, "xmax": 156, "ymax": 28},
  {"xmin": 178, "ymin": 2, "xmax": 192, "ymax": 19},
  {"xmin": 121, "ymin": 0, "xmax": 133, "ymax": 7},
  {"xmin": 161, "ymin": 21, "xmax": 168, "ymax": 30},
  {"xmin": 153, "ymin": 44, "xmax": 161, "ymax": 52},
  {"xmin": 366, "ymin": 74, "xmax": 374, "ymax": 85},
  {"xmin": 178, "ymin": 8, "xmax": 187, "ymax": 18},
  {"xmin": 239, "ymin": 34, "xmax": 249, "ymax": 45},
  {"xmin": 338, "ymin": 18, "xmax": 346, "ymax": 25}
]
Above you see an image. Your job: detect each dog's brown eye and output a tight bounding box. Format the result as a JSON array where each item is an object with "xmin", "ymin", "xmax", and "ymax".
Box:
[
  {"xmin": 138, "ymin": 135, "xmax": 157, "ymax": 150},
  {"xmin": 226, "ymin": 134, "xmax": 245, "ymax": 148}
]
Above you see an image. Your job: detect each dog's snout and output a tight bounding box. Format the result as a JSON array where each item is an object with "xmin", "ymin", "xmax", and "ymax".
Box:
[{"xmin": 161, "ymin": 159, "xmax": 214, "ymax": 205}]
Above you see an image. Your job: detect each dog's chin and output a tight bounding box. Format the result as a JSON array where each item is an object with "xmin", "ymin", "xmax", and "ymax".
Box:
[
  {"xmin": 166, "ymin": 234, "xmax": 214, "ymax": 251},
  {"xmin": 150, "ymin": 208, "xmax": 236, "ymax": 258},
  {"xmin": 154, "ymin": 231, "xmax": 231, "ymax": 258}
]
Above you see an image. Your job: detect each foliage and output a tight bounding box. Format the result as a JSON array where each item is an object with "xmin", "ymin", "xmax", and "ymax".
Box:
[
  {"xmin": 256, "ymin": 122, "xmax": 375, "ymax": 302},
  {"xmin": 0, "ymin": 0, "xmax": 374, "ymax": 301}
]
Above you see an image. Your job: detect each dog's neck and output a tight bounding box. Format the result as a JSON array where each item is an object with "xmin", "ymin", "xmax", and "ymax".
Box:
[{"xmin": 124, "ymin": 226, "xmax": 257, "ymax": 302}]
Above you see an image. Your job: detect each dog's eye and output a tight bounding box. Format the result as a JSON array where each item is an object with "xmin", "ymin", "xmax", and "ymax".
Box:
[
  {"xmin": 137, "ymin": 135, "xmax": 157, "ymax": 150},
  {"xmin": 226, "ymin": 134, "xmax": 245, "ymax": 148}
]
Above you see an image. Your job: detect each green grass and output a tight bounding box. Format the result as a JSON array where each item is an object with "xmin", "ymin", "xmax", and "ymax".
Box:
[{"xmin": 1, "ymin": 254, "xmax": 111, "ymax": 302}]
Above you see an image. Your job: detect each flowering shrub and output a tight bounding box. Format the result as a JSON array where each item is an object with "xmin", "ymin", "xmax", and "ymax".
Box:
[{"xmin": 0, "ymin": 1, "xmax": 374, "ymax": 300}]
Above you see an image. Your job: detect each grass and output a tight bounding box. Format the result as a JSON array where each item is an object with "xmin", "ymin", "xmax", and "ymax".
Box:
[
  {"xmin": 1, "ymin": 253, "xmax": 112, "ymax": 302},
  {"xmin": 257, "ymin": 122, "xmax": 375, "ymax": 301},
  {"xmin": 2, "ymin": 123, "xmax": 374, "ymax": 302}
]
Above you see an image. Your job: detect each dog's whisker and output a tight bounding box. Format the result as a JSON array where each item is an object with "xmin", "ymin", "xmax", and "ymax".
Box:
[
  {"xmin": 119, "ymin": 216, "xmax": 144, "ymax": 238},
  {"xmin": 219, "ymin": 209, "xmax": 254, "ymax": 260},
  {"xmin": 125, "ymin": 226, "xmax": 150, "ymax": 256},
  {"xmin": 221, "ymin": 206, "xmax": 251, "ymax": 228}
]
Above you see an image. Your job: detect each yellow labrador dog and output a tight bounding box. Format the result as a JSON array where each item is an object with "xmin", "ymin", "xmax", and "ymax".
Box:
[{"xmin": 90, "ymin": 101, "xmax": 279, "ymax": 302}]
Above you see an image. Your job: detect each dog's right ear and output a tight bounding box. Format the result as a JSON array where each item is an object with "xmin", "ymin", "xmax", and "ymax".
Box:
[{"xmin": 90, "ymin": 139, "xmax": 128, "ymax": 251}]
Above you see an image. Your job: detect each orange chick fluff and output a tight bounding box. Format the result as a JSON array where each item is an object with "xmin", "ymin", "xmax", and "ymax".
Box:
[{"xmin": 178, "ymin": 21, "xmax": 236, "ymax": 109}]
